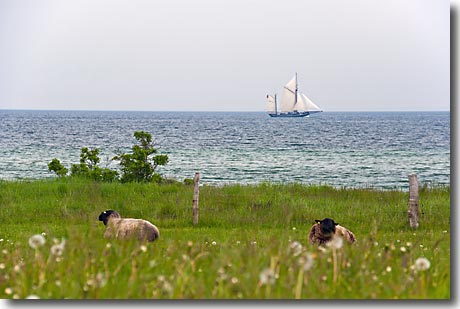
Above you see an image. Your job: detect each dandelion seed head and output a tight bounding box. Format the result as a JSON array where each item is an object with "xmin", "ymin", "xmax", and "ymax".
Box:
[
  {"xmin": 414, "ymin": 257, "xmax": 430, "ymax": 271},
  {"xmin": 288, "ymin": 241, "xmax": 303, "ymax": 257},
  {"xmin": 326, "ymin": 236, "xmax": 343, "ymax": 249},
  {"xmin": 259, "ymin": 268, "xmax": 276, "ymax": 285},
  {"xmin": 50, "ymin": 245, "xmax": 64, "ymax": 256},
  {"xmin": 28, "ymin": 234, "xmax": 46, "ymax": 249},
  {"xmin": 297, "ymin": 252, "xmax": 314, "ymax": 271}
]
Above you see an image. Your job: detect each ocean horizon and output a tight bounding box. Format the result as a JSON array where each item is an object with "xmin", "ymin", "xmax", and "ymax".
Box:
[{"xmin": 0, "ymin": 109, "xmax": 450, "ymax": 190}]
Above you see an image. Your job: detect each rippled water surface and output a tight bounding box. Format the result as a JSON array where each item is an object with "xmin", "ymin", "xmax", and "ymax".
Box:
[{"xmin": 0, "ymin": 110, "xmax": 450, "ymax": 189}]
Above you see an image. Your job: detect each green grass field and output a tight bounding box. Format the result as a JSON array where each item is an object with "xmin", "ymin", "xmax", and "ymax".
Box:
[{"xmin": 0, "ymin": 178, "xmax": 450, "ymax": 299}]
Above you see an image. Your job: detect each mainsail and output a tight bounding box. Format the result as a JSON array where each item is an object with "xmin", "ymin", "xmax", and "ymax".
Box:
[{"xmin": 280, "ymin": 75, "xmax": 297, "ymax": 112}]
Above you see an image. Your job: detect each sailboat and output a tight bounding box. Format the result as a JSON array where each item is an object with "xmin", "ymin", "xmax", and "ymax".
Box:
[{"xmin": 267, "ymin": 73, "xmax": 322, "ymax": 117}]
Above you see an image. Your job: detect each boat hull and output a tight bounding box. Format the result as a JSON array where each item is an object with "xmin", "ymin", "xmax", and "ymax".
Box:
[{"xmin": 268, "ymin": 111, "xmax": 310, "ymax": 118}]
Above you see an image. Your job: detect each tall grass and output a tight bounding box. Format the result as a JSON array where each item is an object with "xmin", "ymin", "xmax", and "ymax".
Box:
[{"xmin": 0, "ymin": 178, "xmax": 450, "ymax": 299}]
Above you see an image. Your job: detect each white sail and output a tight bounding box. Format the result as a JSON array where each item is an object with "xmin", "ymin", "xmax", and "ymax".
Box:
[
  {"xmin": 280, "ymin": 75, "xmax": 297, "ymax": 112},
  {"xmin": 294, "ymin": 93, "xmax": 308, "ymax": 111},
  {"xmin": 300, "ymin": 93, "xmax": 322, "ymax": 112},
  {"xmin": 266, "ymin": 73, "xmax": 323, "ymax": 117},
  {"xmin": 266, "ymin": 95, "xmax": 276, "ymax": 112}
]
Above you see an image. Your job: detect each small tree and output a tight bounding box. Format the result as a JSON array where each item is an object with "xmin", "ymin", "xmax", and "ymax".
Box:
[
  {"xmin": 48, "ymin": 158, "xmax": 68, "ymax": 177},
  {"xmin": 113, "ymin": 131, "xmax": 169, "ymax": 183},
  {"xmin": 70, "ymin": 147, "xmax": 118, "ymax": 182}
]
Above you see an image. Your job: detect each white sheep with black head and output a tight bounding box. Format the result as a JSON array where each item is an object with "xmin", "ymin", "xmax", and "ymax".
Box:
[
  {"xmin": 98, "ymin": 210, "xmax": 160, "ymax": 242},
  {"xmin": 308, "ymin": 218, "xmax": 356, "ymax": 246}
]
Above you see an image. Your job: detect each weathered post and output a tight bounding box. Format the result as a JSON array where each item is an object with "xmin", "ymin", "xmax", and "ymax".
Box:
[
  {"xmin": 408, "ymin": 174, "xmax": 419, "ymax": 228},
  {"xmin": 192, "ymin": 172, "xmax": 200, "ymax": 225}
]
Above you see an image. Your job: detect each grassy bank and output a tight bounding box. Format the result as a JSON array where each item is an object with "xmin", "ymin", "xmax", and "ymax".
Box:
[{"xmin": 0, "ymin": 178, "xmax": 450, "ymax": 299}]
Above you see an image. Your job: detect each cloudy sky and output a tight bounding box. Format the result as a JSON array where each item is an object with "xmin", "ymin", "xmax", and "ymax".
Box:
[{"xmin": 0, "ymin": 0, "xmax": 450, "ymax": 112}]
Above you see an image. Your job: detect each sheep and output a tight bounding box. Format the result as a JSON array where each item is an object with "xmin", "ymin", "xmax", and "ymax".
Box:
[
  {"xmin": 98, "ymin": 210, "xmax": 160, "ymax": 242},
  {"xmin": 308, "ymin": 218, "xmax": 356, "ymax": 246}
]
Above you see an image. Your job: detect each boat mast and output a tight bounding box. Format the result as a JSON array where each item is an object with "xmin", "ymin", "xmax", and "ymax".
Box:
[
  {"xmin": 275, "ymin": 94, "xmax": 278, "ymax": 115},
  {"xmin": 294, "ymin": 72, "xmax": 298, "ymax": 107}
]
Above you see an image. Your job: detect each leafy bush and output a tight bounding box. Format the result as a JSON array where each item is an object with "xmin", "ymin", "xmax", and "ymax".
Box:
[
  {"xmin": 47, "ymin": 159, "xmax": 68, "ymax": 177},
  {"xmin": 113, "ymin": 131, "xmax": 169, "ymax": 183},
  {"xmin": 47, "ymin": 131, "xmax": 168, "ymax": 183}
]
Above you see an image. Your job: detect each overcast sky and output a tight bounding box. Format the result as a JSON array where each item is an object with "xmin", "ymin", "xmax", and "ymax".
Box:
[{"xmin": 0, "ymin": 0, "xmax": 450, "ymax": 112}]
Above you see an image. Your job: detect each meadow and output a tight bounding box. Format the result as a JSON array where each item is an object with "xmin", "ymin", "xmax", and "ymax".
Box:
[{"xmin": 0, "ymin": 178, "xmax": 450, "ymax": 299}]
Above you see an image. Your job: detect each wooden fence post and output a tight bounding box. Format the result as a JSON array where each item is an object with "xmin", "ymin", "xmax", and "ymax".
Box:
[
  {"xmin": 408, "ymin": 174, "xmax": 419, "ymax": 228},
  {"xmin": 193, "ymin": 172, "xmax": 200, "ymax": 225}
]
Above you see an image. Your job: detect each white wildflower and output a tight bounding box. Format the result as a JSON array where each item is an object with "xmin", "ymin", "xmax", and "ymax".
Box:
[
  {"xmin": 211, "ymin": 241, "xmax": 217, "ymax": 246},
  {"xmin": 400, "ymin": 246, "xmax": 407, "ymax": 253},
  {"xmin": 326, "ymin": 236, "xmax": 343, "ymax": 249},
  {"xmin": 28, "ymin": 234, "xmax": 46, "ymax": 249},
  {"xmin": 288, "ymin": 241, "xmax": 303, "ymax": 257},
  {"xmin": 50, "ymin": 239, "xmax": 66, "ymax": 256},
  {"xmin": 26, "ymin": 294, "xmax": 40, "ymax": 299},
  {"xmin": 140, "ymin": 245, "xmax": 147, "ymax": 252},
  {"xmin": 297, "ymin": 252, "xmax": 314, "ymax": 271},
  {"xmin": 259, "ymin": 268, "xmax": 276, "ymax": 285},
  {"xmin": 414, "ymin": 257, "xmax": 431, "ymax": 271}
]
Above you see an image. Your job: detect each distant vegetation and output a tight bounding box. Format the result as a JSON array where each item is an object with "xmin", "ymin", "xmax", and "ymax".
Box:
[
  {"xmin": 47, "ymin": 131, "xmax": 170, "ymax": 183},
  {"xmin": 0, "ymin": 179, "xmax": 450, "ymax": 299}
]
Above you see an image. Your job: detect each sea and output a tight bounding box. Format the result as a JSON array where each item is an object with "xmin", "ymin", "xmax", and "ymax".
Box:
[{"xmin": 0, "ymin": 110, "xmax": 450, "ymax": 190}]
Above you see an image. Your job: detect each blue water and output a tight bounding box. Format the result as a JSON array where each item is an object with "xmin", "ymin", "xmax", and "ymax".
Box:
[{"xmin": 0, "ymin": 110, "xmax": 450, "ymax": 189}]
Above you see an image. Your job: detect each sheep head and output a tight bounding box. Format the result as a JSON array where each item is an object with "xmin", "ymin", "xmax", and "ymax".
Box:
[
  {"xmin": 98, "ymin": 209, "xmax": 121, "ymax": 226},
  {"xmin": 315, "ymin": 218, "xmax": 338, "ymax": 237}
]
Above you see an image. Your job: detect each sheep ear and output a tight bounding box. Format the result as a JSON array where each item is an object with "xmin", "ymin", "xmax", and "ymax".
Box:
[{"xmin": 335, "ymin": 222, "xmax": 339, "ymax": 226}]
